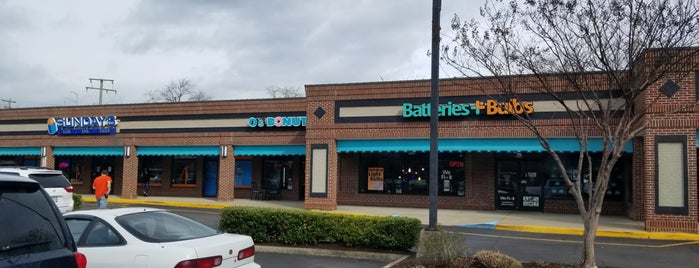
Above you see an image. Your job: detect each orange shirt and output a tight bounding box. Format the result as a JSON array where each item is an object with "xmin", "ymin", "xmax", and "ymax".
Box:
[{"xmin": 93, "ymin": 175, "xmax": 113, "ymax": 198}]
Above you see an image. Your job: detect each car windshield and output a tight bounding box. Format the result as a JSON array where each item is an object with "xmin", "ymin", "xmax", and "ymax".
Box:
[
  {"xmin": 0, "ymin": 182, "xmax": 67, "ymax": 259},
  {"xmin": 28, "ymin": 174, "xmax": 70, "ymax": 188},
  {"xmin": 116, "ymin": 211, "xmax": 217, "ymax": 243}
]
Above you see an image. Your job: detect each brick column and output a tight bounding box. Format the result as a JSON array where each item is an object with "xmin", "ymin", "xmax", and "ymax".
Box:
[
  {"xmin": 121, "ymin": 145, "xmax": 138, "ymax": 199},
  {"xmin": 218, "ymin": 145, "xmax": 235, "ymax": 201},
  {"xmin": 304, "ymin": 141, "xmax": 338, "ymax": 211},
  {"xmin": 43, "ymin": 146, "xmax": 54, "ymax": 169}
]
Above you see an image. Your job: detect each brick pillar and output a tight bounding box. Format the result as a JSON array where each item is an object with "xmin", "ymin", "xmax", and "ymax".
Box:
[
  {"xmin": 218, "ymin": 145, "xmax": 235, "ymax": 201},
  {"xmin": 304, "ymin": 141, "xmax": 337, "ymax": 211},
  {"xmin": 644, "ymin": 131, "xmax": 699, "ymax": 233},
  {"xmin": 121, "ymin": 145, "xmax": 138, "ymax": 199},
  {"xmin": 42, "ymin": 146, "xmax": 54, "ymax": 169},
  {"xmin": 627, "ymin": 137, "xmax": 645, "ymax": 221}
]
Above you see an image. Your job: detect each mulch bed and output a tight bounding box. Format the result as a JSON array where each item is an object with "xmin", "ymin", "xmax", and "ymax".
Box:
[{"xmin": 258, "ymin": 242, "xmax": 594, "ymax": 267}]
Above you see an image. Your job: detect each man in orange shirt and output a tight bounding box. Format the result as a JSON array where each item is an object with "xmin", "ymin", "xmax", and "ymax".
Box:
[{"xmin": 92, "ymin": 170, "xmax": 112, "ymax": 208}]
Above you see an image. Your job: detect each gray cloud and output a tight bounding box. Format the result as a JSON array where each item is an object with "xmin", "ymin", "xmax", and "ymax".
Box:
[{"xmin": 1, "ymin": 0, "xmax": 478, "ymax": 108}]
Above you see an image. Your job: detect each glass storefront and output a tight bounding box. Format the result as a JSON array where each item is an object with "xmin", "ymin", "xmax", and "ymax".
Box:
[
  {"xmin": 496, "ymin": 152, "xmax": 630, "ymax": 210},
  {"xmin": 357, "ymin": 152, "xmax": 465, "ymax": 196}
]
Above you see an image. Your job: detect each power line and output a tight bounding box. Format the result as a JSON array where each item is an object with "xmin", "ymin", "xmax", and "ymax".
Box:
[
  {"xmin": 85, "ymin": 78, "xmax": 116, "ymax": 105},
  {"xmin": 1, "ymin": 98, "xmax": 16, "ymax": 109}
]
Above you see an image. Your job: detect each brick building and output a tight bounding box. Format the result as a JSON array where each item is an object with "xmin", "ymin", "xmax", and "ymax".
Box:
[{"xmin": 0, "ymin": 51, "xmax": 697, "ymax": 233}]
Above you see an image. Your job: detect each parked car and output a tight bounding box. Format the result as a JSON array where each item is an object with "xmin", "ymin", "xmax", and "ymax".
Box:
[
  {"xmin": 64, "ymin": 207, "xmax": 260, "ymax": 268},
  {"xmin": 0, "ymin": 166, "xmax": 74, "ymax": 213},
  {"xmin": 0, "ymin": 173, "xmax": 87, "ymax": 267}
]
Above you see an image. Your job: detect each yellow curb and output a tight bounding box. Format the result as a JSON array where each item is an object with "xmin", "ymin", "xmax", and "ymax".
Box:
[
  {"xmin": 496, "ymin": 224, "xmax": 699, "ymax": 241},
  {"xmin": 81, "ymin": 197, "xmax": 232, "ymax": 210}
]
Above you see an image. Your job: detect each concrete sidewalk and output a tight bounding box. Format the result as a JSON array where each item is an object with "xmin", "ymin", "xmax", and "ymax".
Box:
[{"xmin": 81, "ymin": 195, "xmax": 699, "ymax": 241}]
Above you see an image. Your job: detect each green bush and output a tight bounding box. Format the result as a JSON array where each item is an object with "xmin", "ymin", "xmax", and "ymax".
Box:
[
  {"xmin": 72, "ymin": 193, "xmax": 83, "ymax": 210},
  {"xmin": 219, "ymin": 206, "xmax": 422, "ymax": 251},
  {"xmin": 470, "ymin": 250, "xmax": 522, "ymax": 268}
]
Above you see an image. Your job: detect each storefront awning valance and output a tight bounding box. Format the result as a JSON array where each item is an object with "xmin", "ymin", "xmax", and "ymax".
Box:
[
  {"xmin": 337, "ymin": 138, "xmax": 633, "ymax": 153},
  {"xmin": 53, "ymin": 146, "xmax": 124, "ymax": 156},
  {"xmin": 137, "ymin": 146, "xmax": 219, "ymax": 156},
  {"xmin": 234, "ymin": 145, "xmax": 306, "ymax": 156},
  {"xmin": 0, "ymin": 147, "xmax": 41, "ymax": 156}
]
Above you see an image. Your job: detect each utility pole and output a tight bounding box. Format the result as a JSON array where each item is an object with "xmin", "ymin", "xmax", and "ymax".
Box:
[
  {"xmin": 85, "ymin": 78, "xmax": 116, "ymax": 105},
  {"xmin": 1, "ymin": 98, "xmax": 16, "ymax": 109},
  {"xmin": 427, "ymin": 0, "xmax": 441, "ymax": 231}
]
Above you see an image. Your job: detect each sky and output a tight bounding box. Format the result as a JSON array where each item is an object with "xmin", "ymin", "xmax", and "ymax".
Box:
[{"xmin": 0, "ymin": 0, "xmax": 483, "ymax": 108}]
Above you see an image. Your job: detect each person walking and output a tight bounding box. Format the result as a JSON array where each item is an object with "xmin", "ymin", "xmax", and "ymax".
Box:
[{"xmin": 92, "ymin": 170, "xmax": 112, "ymax": 209}]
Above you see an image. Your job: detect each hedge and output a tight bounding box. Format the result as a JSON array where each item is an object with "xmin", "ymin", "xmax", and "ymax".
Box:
[{"xmin": 219, "ymin": 206, "xmax": 422, "ymax": 251}]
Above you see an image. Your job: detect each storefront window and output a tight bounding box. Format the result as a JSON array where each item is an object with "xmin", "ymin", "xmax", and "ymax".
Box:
[
  {"xmin": 55, "ymin": 157, "xmax": 84, "ymax": 183},
  {"xmin": 139, "ymin": 157, "xmax": 163, "ymax": 185},
  {"xmin": 497, "ymin": 152, "xmax": 629, "ymax": 210},
  {"xmin": 1, "ymin": 156, "xmax": 40, "ymax": 167},
  {"xmin": 358, "ymin": 152, "xmax": 465, "ymax": 196},
  {"xmin": 172, "ymin": 157, "xmax": 197, "ymax": 186},
  {"xmin": 262, "ymin": 159, "xmax": 294, "ymax": 191}
]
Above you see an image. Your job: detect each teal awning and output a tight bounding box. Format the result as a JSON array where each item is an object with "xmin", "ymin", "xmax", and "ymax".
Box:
[
  {"xmin": 137, "ymin": 146, "xmax": 219, "ymax": 156},
  {"xmin": 337, "ymin": 138, "xmax": 633, "ymax": 153},
  {"xmin": 0, "ymin": 147, "xmax": 41, "ymax": 156},
  {"xmin": 235, "ymin": 145, "xmax": 306, "ymax": 156},
  {"xmin": 53, "ymin": 146, "xmax": 124, "ymax": 156}
]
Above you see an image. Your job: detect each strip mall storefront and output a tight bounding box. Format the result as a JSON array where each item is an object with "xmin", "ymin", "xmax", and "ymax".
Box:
[{"xmin": 0, "ymin": 63, "xmax": 697, "ymax": 233}]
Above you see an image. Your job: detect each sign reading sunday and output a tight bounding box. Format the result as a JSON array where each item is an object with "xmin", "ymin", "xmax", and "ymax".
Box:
[
  {"xmin": 47, "ymin": 115, "xmax": 119, "ymax": 135},
  {"xmin": 402, "ymin": 99, "xmax": 534, "ymax": 118}
]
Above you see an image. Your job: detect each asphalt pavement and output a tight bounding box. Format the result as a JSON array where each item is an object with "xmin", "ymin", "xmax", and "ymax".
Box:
[
  {"xmin": 82, "ymin": 195, "xmax": 699, "ymax": 241},
  {"xmin": 78, "ymin": 196, "xmax": 699, "ymax": 267}
]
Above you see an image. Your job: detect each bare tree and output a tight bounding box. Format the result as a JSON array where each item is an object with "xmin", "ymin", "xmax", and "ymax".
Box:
[
  {"xmin": 266, "ymin": 86, "xmax": 304, "ymax": 98},
  {"xmin": 146, "ymin": 79, "xmax": 211, "ymax": 102},
  {"xmin": 443, "ymin": 0, "xmax": 698, "ymax": 267}
]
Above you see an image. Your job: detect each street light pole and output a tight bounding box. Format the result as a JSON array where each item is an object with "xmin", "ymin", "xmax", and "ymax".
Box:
[{"xmin": 428, "ymin": 0, "xmax": 441, "ymax": 231}]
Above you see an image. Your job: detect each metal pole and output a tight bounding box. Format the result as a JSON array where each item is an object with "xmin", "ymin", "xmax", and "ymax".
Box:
[{"xmin": 428, "ymin": 0, "xmax": 441, "ymax": 231}]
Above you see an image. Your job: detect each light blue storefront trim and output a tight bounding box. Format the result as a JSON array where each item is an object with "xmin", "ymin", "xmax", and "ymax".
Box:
[
  {"xmin": 53, "ymin": 146, "xmax": 124, "ymax": 156},
  {"xmin": 137, "ymin": 146, "xmax": 219, "ymax": 156},
  {"xmin": 337, "ymin": 138, "xmax": 633, "ymax": 153},
  {"xmin": 234, "ymin": 145, "xmax": 306, "ymax": 156},
  {"xmin": 0, "ymin": 147, "xmax": 41, "ymax": 156}
]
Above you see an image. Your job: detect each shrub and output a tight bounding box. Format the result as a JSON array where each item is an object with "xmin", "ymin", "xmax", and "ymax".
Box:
[
  {"xmin": 72, "ymin": 193, "xmax": 83, "ymax": 210},
  {"xmin": 470, "ymin": 250, "xmax": 522, "ymax": 268},
  {"xmin": 219, "ymin": 206, "xmax": 422, "ymax": 251},
  {"xmin": 416, "ymin": 229, "xmax": 467, "ymax": 267}
]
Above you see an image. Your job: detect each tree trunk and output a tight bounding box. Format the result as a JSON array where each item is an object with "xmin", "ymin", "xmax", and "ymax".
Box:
[{"xmin": 581, "ymin": 208, "xmax": 600, "ymax": 268}]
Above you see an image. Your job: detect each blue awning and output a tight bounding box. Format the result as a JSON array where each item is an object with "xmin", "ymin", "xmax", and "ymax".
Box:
[
  {"xmin": 235, "ymin": 145, "xmax": 306, "ymax": 156},
  {"xmin": 0, "ymin": 147, "xmax": 41, "ymax": 156},
  {"xmin": 53, "ymin": 146, "xmax": 124, "ymax": 156},
  {"xmin": 337, "ymin": 138, "xmax": 633, "ymax": 153},
  {"xmin": 137, "ymin": 146, "xmax": 219, "ymax": 156}
]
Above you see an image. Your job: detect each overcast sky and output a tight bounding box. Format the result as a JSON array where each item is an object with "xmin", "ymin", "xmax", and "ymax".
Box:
[{"xmin": 0, "ymin": 0, "xmax": 482, "ymax": 108}]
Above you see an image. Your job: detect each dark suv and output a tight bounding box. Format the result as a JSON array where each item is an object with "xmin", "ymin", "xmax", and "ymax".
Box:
[{"xmin": 0, "ymin": 173, "xmax": 86, "ymax": 267}]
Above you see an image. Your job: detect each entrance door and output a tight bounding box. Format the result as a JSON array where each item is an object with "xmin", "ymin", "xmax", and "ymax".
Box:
[
  {"xmin": 203, "ymin": 158, "xmax": 218, "ymax": 197},
  {"xmin": 91, "ymin": 156, "xmax": 117, "ymax": 194},
  {"xmin": 496, "ymin": 159, "xmax": 542, "ymax": 211}
]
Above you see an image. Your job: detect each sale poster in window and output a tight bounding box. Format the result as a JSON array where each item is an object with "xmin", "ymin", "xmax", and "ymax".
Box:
[{"xmin": 367, "ymin": 167, "xmax": 384, "ymax": 191}]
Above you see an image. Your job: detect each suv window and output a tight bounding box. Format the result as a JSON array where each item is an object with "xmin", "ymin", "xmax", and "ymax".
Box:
[
  {"xmin": 0, "ymin": 181, "xmax": 68, "ymax": 258},
  {"xmin": 28, "ymin": 173, "xmax": 71, "ymax": 188}
]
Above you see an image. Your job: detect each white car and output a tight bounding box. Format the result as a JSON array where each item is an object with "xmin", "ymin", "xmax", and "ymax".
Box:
[
  {"xmin": 64, "ymin": 207, "xmax": 260, "ymax": 268},
  {"xmin": 0, "ymin": 166, "xmax": 74, "ymax": 213}
]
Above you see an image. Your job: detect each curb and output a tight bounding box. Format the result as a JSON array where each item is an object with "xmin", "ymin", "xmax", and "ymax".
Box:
[
  {"xmin": 496, "ymin": 224, "xmax": 699, "ymax": 241},
  {"xmin": 82, "ymin": 197, "xmax": 232, "ymax": 210},
  {"xmin": 255, "ymin": 245, "xmax": 408, "ymax": 263}
]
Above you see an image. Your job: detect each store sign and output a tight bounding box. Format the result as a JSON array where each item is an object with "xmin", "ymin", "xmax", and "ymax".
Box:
[
  {"xmin": 248, "ymin": 116, "xmax": 307, "ymax": 128},
  {"xmin": 47, "ymin": 115, "xmax": 118, "ymax": 135},
  {"xmin": 402, "ymin": 99, "xmax": 534, "ymax": 118}
]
